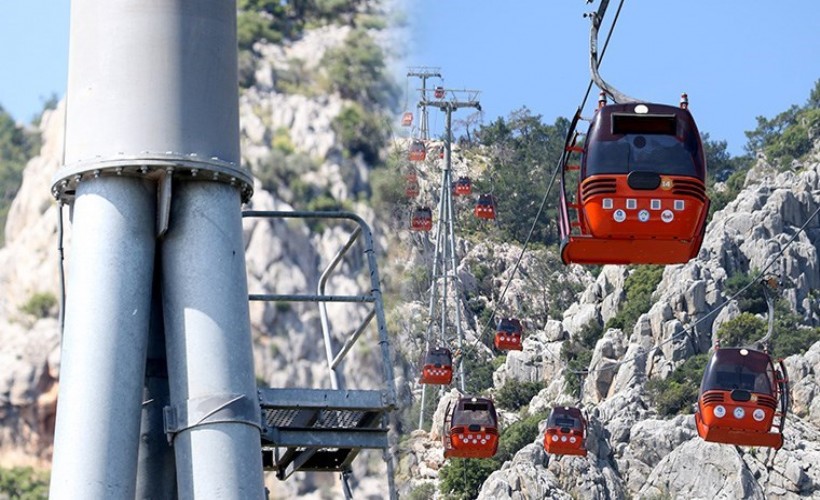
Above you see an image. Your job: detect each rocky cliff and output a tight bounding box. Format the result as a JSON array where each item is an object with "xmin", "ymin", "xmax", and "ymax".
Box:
[{"xmin": 394, "ymin": 142, "xmax": 820, "ymax": 498}]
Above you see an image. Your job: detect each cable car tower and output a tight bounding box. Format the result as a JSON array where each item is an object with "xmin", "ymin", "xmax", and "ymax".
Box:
[
  {"xmin": 417, "ymin": 88, "xmax": 481, "ymax": 430},
  {"xmin": 406, "ymin": 66, "xmax": 442, "ymax": 141}
]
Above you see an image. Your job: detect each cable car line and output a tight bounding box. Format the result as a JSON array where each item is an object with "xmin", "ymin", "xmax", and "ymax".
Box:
[{"xmin": 453, "ymin": 0, "xmax": 629, "ymax": 369}]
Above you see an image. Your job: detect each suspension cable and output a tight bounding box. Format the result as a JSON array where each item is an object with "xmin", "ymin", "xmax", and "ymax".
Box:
[{"xmin": 454, "ymin": 0, "xmax": 630, "ymax": 369}]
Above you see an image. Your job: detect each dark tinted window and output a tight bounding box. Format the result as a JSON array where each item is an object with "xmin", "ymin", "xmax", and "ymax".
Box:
[
  {"xmin": 548, "ymin": 407, "xmax": 583, "ymax": 428},
  {"xmin": 454, "ymin": 401, "xmax": 497, "ymax": 427},
  {"xmin": 612, "ymin": 114, "xmax": 677, "ymax": 135},
  {"xmin": 583, "ymin": 105, "xmax": 705, "ymax": 180},
  {"xmin": 701, "ymin": 349, "xmax": 773, "ymax": 394},
  {"xmin": 425, "ymin": 351, "xmax": 451, "ymax": 366},
  {"xmin": 554, "ymin": 417, "xmax": 578, "ymax": 429}
]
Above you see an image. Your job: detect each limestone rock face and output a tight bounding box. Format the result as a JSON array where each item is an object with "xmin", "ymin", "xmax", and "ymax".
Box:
[
  {"xmin": 0, "ymin": 104, "xmax": 65, "ymax": 466},
  {"xmin": 477, "ymin": 444, "xmax": 572, "ymax": 500},
  {"xmin": 638, "ymin": 439, "xmax": 765, "ymax": 500}
]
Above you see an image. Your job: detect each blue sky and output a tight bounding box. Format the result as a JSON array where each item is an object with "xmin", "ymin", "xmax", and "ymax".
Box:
[
  {"xmin": 406, "ymin": 0, "xmax": 820, "ymax": 155},
  {"xmin": 0, "ymin": 0, "xmax": 70, "ymax": 123},
  {"xmin": 1, "ymin": 1, "xmax": 817, "ymax": 156}
]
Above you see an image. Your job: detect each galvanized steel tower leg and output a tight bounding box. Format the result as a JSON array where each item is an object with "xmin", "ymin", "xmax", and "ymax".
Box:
[
  {"xmin": 49, "ymin": 177, "xmax": 156, "ymax": 498},
  {"xmin": 161, "ymin": 181, "xmax": 264, "ymax": 499},
  {"xmin": 136, "ymin": 264, "xmax": 177, "ymax": 499}
]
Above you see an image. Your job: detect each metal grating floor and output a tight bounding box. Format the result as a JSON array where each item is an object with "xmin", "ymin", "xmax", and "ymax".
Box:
[{"xmin": 258, "ymin": 388, "xmax": 389, "ymax": 478}]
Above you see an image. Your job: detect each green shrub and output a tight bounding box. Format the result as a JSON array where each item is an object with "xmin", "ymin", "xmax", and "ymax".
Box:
[
  {"xmin": 20, "ymin": 292, "xmax": 57, "ymax": 319},
  {"xmin": 716, "ymin": 312, "xmax": 767, "ymax": 348},
  {"xmin": 723, "ymin": 270, "xmax": 767, "ymax": 314},
  {"xmin": 320, "ymin": 29, "xmax": 398, "ymax": 109},
  {"xmin": 438, "ymin": 458, "xmax": 497, "ymax": 500},
  {"xmin": 560, "ymin": 321, "xmax": 603, "ymax": 397},
  {"xmin": 237, "ymin": 10, "xmax": 284, "ymax": 51},
  {"xmin": 271, "ymin": 127, "xmax": 296, "ymax": 155},
  {"xmin": 252, "ymin": 148, "xmax": 318, "ymax": 198},
  {"xmin": 0, "ymin": 466, "xmax": 49, "ymax": 499},
  {"xmin": 605, "ymin": 265, "xmax": 664, "ymax": 334},
  {"xmin": 369, "ymin": 168, "xmax": 405, "ymax": 214},
  {"xmin": 715, "ymin": 301, "xmax": 820, "ymax": 359},
  {"xmin": 646, "ymin": 353, "xmax": 708, "ymax": 416},
  {"xmin": 331, "ymin": 103, "xmax": 389, "ymax": 164},
  {"xmin": 496, "ymin": 412, "xmax": 546, "ymax": 462},
  {"xmin": 406, "ymin": 482, "xmax": 436, "ymax": 500},
  {"xmin": 461, "ymin": 351, "xmax": 495, "ymax": 394},
  {"xmin": 0, "ymin": 105, "xmax": 40, "ymax": 247},
  {"xmin": 495, "ymin": 381, "xmax": 544, "ymax": 411},
  {"xmin": 744, "ymin": 80, "xmax": 820, "ymax": 167}
]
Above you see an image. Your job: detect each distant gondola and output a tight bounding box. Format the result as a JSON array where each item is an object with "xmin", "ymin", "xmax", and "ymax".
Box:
[
  {"xmin": 474, "ymin": 194, "xmax": 496, "ymax": 220},
  {"xmin": 418, "ymin": 347, "xmax": 453, "ymax": 385},
  {"xmin": 494, "ymin": 318, "xmax": 523, "ymax": 351},
  {"xmin": 543, "ymin": 406, "xmax": 588, "ymax": 457},
  {"xmin": 442, "ymin": 397, "xmax": 499, "ymax": 459},
  {"xmin": 410, "ymin": 206, "xmax": 433, "ymax": 232},
  {"xmin": 409, "ymin": 140, "xmax": 426, "ymax": 162},
  {"xmin": 453, "ymin": 176, "xmax": 472, "ymax": 196}
]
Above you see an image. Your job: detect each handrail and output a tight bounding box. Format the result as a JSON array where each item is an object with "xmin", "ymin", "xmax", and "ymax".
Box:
[{"xmin": 242, "ymin": 210, "xmax": 397, "ymax": 407}]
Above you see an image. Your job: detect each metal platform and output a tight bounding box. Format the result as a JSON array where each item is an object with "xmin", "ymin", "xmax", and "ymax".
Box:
[
  {"xmin": 259, "ymin": 388, "xmax": 390, "ymax": 480},
  {"xmin": 243, "ymin": 211, "xmax": 397, "ymax": 499}
]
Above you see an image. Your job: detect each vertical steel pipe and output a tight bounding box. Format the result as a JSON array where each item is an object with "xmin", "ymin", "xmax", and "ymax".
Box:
[
  {"xmin": 49, "ymin": 177, "xmax": 156, "ymax": 498},
  {"xmin": 136, "ymin": 266, "xmax": 177, "ymax": 499},
  {"xmin": 161, "ymin": 181, "xmax": 264, "ymax": 498},
  {"xmin": 52, "ymin": 0, "xmax": 258, "ymax": 496}
]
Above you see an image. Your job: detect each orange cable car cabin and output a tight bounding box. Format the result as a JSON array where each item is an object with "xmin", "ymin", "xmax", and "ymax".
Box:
[
  {"xmin": 543, "ymin": 406, "xmax": 588, "ymax": 457},
  {"xmin": 443, "ymin": 397, "xmax": 499, "ymax": 459},
  {"xmin": 408, "ymin": 140, "xmax": 426, "ymax": 162},
  {"xmin": 695, "ymin": 347, "xmax": 789, "ymax": 449},
  {"xmin": 418, "ymin": 347, "xmax": 453, "ymax": 385},
  {"xmin": 453, "ymin": 176, "xmax": 472, "ymax": 196},
  {"xmin": 494, "ymin": 318, "xmax": 523, "ymax": 351},
  {"xmin": 558, "ymin": 102, "xmax": 710, "ymax": 265},
  {"xmin": 474, "ymin": 194, "xmax": 496, "ymax": 220},
  {"xmin": 405, "ymin": 169, "xmax": 419, "ymax": 197},
  {"xmin": 410, "ymin": 207, "xmax": 433, "ymax": 232},
  {"xmin": 405, "ymin": 181, "xmax": 419, "ymax": 198},
  {"xmin": 401, "ymin": 111, "xmax": 413, "ymax": 127}
]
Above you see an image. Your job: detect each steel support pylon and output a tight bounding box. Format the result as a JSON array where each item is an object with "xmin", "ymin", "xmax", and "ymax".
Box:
[{"xmin": 417, "ymin": 92, "xmax": 480, "ymax": 430}]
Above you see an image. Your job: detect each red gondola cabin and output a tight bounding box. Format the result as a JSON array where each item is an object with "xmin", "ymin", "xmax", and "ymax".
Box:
[
  {"xmin": 434, "ymin": 86, "xmax": 445, "ymax": 99},
  {"xmin": 695, "ymin": 347, "xmax": 789, "ymax": 449},
  {"xmin": 494, "ymin": 318, "xmax": 523, "ymax": 351},
  {"xmin": 410, "ymin": 207, "xmax": 433, "ymax": 232},
  {"xmin": 543, "ymin": 406, "xmax": 588, "ymax": 457},
  {"xmin": 558, "ymin": 102, "xmax": 710, "ymax": 265},
  {"xmin": 443, "ymin": 397, "xmax": 499, "ymax": 459},
  {"xmin": 453, "ymin": 177, "xmax": 472, "ymax": 196},
  {"xmin": 408, "ymin": 140, "xmax": 426, "ymax": 162},
  {"xmin": 401, "ymin": 111, "xmax": 413, "ymax": 127},
  {"xmin": 474, "ymin": 194, "xmax": 496, "ymax": 220},
  {"xmin": 405, "ymin": 180, "xmax": 419, "ymax": 198},
  {"xmin": 418, "ymin": 347, "xmax": 453, "ymax": 385}
]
